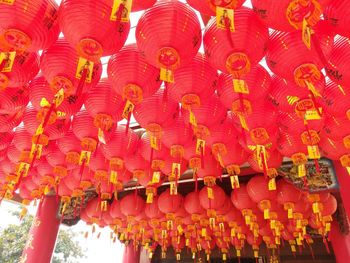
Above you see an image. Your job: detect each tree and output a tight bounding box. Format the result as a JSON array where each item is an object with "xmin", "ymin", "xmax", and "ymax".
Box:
[{"xmin": 0, "ymin": 212, "xmax": 85, "ymax": 263}]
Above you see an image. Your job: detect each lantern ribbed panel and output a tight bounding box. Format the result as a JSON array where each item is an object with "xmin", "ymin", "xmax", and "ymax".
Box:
[
  {"xmin": 36, "ymin": 159, "xmax": 53, "ymax": 177},
  {"xmin": 322, "ymin": 115, "xmax": 350, "ymax": 141},
  {"xmin": 125, "ymin": 152, "xmax": 149, "ymax": 173},
  {"xmin": 269, "ymin": 75, "xmax": 323, "ymax": 113},
  {"xmin": 23, "ymin": 106, "xmax": 70, "ymax": 140},
  {"xmin": 0, "ymin": 110, "xmax": 24, "ymax": 133},
  {"xmin": 278, "ymin": 111, "xmax": 324, "ymax": 136},
  {"xmin": 133, "ymin": 89, "xmax": 179, "ymax": 129},
  {"xmin": 158, "ymin": 189, "xmax": 183, "ymax": 214},
  {"xmin": 217, "ymin": 200, "xmax": 233, "ymax": 215},
  {"xmin": 61, "ymin": 171, "xmax": 80, "ymax": 191},
  {"xmin": 276, "ymin": 180, "xmax": 303, "ymax": 205},
  {"xmin": 13, "ymin": 127, "xmax": 32, "ymax": 151},
  {"xmin": 85, "ymin": 78, "xmax": 124, "ymax": 123},
  {"xmin": 183, "ymin": 94, "xmax": 227, "ymax": 128},
  {"xmin": 266, "ymin": 30, "xmax": 331, "ymax": 86},
  {"xmin": 218, "ymin": 64, "xmax": 271, "ymax": 110},
  {"xmin": 205, "ymin": 114, "xmax": 237, "ymax": 147},
  {"xmin": 0, "ymin": 149, "xmax": 6, "ymax": 162},
  {"xmin": 102, "ymin": 125, "xmax": 139, "ymax": 160},
  {"xmin": 110, "ymin": 200, "xmax": 126, "ymax": 220},
  {"xmin": 85, "ymin": 198, "xmax": 102, "ymax": 219},
  {"xmin": 28, "ymin": 76, "xmax": 84, "ymax": 118},
  {"xmin": 184, "ymin": 191, "xmax": 205, "ymax": 215},
  {"xmin": 89, "ymin": 148, "xmax": 108, "ymax": 172},
  {"xmin": 46, "ymin": 149, "xmax": 75, "ymax": 170},
  {"xmin": 132, "ymin": 0, "xmax": 156, "ymax": 11},
  {"xmin": 224, "ymin": 209, "xmax": 243, "ymax": 224},
  {"xmin": 19, "ymin": 185, "xmax": 32, "ymax": 201},
  {"xmin": 247, "ymin": 176, "xmax": 277, "ymax": 203},
  {"xmin": 57, "ymin": 130, "xmax": 81, "ymax": 154},
  {"xmin": 6, "ymin": 145, "xmax": 24, "ymax": 164},
  {"xmin": 187, "ymin": 0, "xmax": 245, "ymax": 16},
  {"xmin": 248, "ymin": 150, "xmax": 283, "ymax": 173},
  {"xmin": 57, "ymin": 182, "xmax": 73, "ymax": 197},
  {"xmin": 203, "ymin": 7, "xmax": 269, "ymax": 76},
  {"xmin": 0, "ymin": 132, "xmax": 13, "ymax": 151},
  {"xmin": 0, "ymin": 87, "xmax": 29, "ymax": 115},
  {"xmin": 167, "ymin": 53, "xmax": 219, "ymax": 105},
  {"xmin": 0, "ymin": 0, "xmax": 60, "ymax": 52},
  {"xmin": 137, "ymin": 169, "xmax": 153, "ymax": 188},
  {"xmin": 72, "ymin": 109, "xmax": 99, "ymax": 141},
  {"xmin": 325, "ymin": 36, "xmax": 350, "ymax": 86},
  {"xmin": 319, "ymin": 137, "xmax": 347, "ymax": 160},
  {"xmin": 40, "ymin": 39, "xmax": 102, "ymax": 95},
  {"xmin": 251, "ymin": 0, "xmax": 330, "ymax": 32},
  {"xmin": 321, "ymin": 79, "xmax": 350, "ymax": 118},
  {"xmin": 107, "ymin": 44, "xmax": 161, "ymax": 104},
  {"xmin": 70, "ymin": 167, "xmax": 94, "ymax": 185},
  {"xmin": 277, "ymin": 131, "xmax": 308, "ymax": 157},
  {"xmin": 196, "ymin": 153, "xmax": 222, "ymax": 180},
  {"xmin": 140, "ymin": 133, "xmax": 170, "ymax": 162},
  {"xmin": 136, "ymin": 0, "xmax": 201, "ymax": 69},
  {"xmin": 199, "ymin": 185, "xmax": 226, "ymax": 210},
  {"xmin": 0, "ymin": 51, "xmax": 39, "ymax": 88},
  {"xmin": 120, "ymin": 194, "xmax": 145, "ymax": 217},
  {"xmin": 59, "ymin": 0, "xmax": 130, "ymax": 60},
  {"xmin": 220, "ymin": 141, "xmax": 249, "ymax": 167},
  {"xmin": 0, "ymin": 157, "xmax": 16, "ymax": 174},
  {"xmin": 321, "ymin": 194, "xmax": 337, "ymax": 216},
  {"xmin": 324, "ymin": 0, "xmax": 350, "ymax": 38},
  {"xmin": 161, "ymin": 114, "xmax": 193, "ymax": 149}
]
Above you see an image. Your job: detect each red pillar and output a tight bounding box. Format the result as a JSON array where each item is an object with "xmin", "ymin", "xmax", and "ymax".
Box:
[
  {"xmin": 122, "ymin": 242, "xmax": 140, "ymax": 263},
  {"xmin": 21, "ymin": 196, "xmax": 60, "ymax": 263},
  {"xmin": 330, "ymin": 221, "xmax": 350, "ymax": 262},
  {"xmin": 333, "ymin": 161, "xmax": 350, "ymax": 216}
]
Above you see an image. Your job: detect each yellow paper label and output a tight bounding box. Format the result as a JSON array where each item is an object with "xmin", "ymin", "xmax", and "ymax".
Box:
[
  {"xmin": 305, "ymin": 109, "xmax": 321, "ymax": 120},
  {"xmin": 146, "ymin": 193, "xmax": 153, "ymax": 204},
  {"xmin": 201, "ymin": 228, "xmax": 207, "ymax": 237},
  {"xmin": 54, "ymin": 88, "xmax": 65, "ymax": 107},
  {"xmin": 216, "ymin": 7, "xmax": 235, "ymax": 32},
  {"xmin": 296, "ymin": 238, "xmax": 302, "ymax": 246},
  {"xmin": 30, "ymin": 144, "xmax": 43, "ymax": 160},
  {"xmin": 79, "ymin": 150, "xmax": 91, "ymax": 165},
  {"xmin": 189, "ymin": 110, "xmax": 197, "ymax": 127},
  {"xmin": 110, "ymin": 0, "xmax": 132, "ymax": 22},
  {"xmin": 56, "ymin": 111, "xmax": 66, "ymax": 118},
  {"xmin": 236, "ymin": 250, "xmax": 241, "ymax": 257},
  {"xmin": 244, "ymin": 215, "xmax": 251, "ymax": 225},
  {"xmin": 0, "ymin": 51, "xmax": 16, "ymax": 72},
  {"xmin": 275, "ymin": 237, "xmax": 281, "ymax": 245},
  {"xmin": 152, "ymin": 171, "xmax": 160, "ymax": 184},
  {"xmin": 298, "ymin": 164, "xmax": 306, "ymax": 177},
  {"xmin": 233, "ymin": 79, "xmax": 249, "ymax": 94},
  {"xmin": 307, "ymin": 145, "xmax": 320, "ymax": 159},
  {"xmin": 312, "ymin": 202, "xmax": 320, "ymax": 213},
  {"xmin": 40, "ymin": 97, "xmax": 51, "ymax": 108},
  {"xmin": 110, "ymin": 170, "xmax": 118, "ymax": 184},
  {"xmin": 171, "ymin": 163, "xmax": 181, "ymax": 179},
  {"xmin": 238, "ymin": 114, "xmax": 249, "ymax": 130},
  {"xmin": 268, "ymin": 178, "xmax": 276, "ymax": 191},
  {"xmin": 296, "ymin": 219, "xmax": 302, "ymax": 229},
  {"xmin": 75, "ymin": 57, "xmax": 93, "ymax": 83},
  {"xmin": 325, "ymin": 222, "xmax": 331, "ymax": 232},
  {"xmin": 270, "ymin": 220, "xmax": 276, "ymax": 229},
  {"xmin": 122, "ymin": 100, "xmax": 134, "ymax": 120},
  {"xmin": 302, "ymin": 18, "xmax": 311, "ymax": 50},
  {"xmin": 254, "ymin": 251, "xmax": 258, "ymax": 258},
  {"xmin": 306, "ymin": 81, "xmax": 321, "ymax": 97},
  {"xmin": 264, "ymin": 209, "xmax": 270, "ymax": 219},
  {"xmin": 98, "ymin": 128, "xmax": 106, "ymax": 145},
  {"xmin": 0, "ymin": 0, "xmax": 15, "ymax": 5},
  {"xmin": 160, "ymin": 68, "xmax": 174, "ymax": 83},
  {"xmin": 196, "ymin": 139, "xmax": 205, "ymax": 155},
  {"xmin": 223, "ymin": 254, "xmax": 227, "ymax": 261},
  {"xmin": 288, "ymin": 208, "xmax": 293, "ymax": 219},
  {"xmin": 231, "ymin": 228, "xmax": 236, "ymax": 237},
  {"xmin": 150, "ymin": 135, "xmax": 159, "ymax": 150},
  {"xmin": 170, "ymin": 182, "xmax": 177, "ymax": 195},
  {"xmin": 177, "ymin": 225, "xmax": 183, "ymax": 235},
  {"xmin": 207, "ymin": 187, "xmax": 214, "ymax": 200},
  {"xmin": 230, "ymin": 175, "xmax": 240, "ymax": 189},
  {"xmin": 291, "ymin": 245, "xmax": 296, "ymax": 252},
  {"xmin": 346, "ymin": 167, "xmax": 350, "ymax": 175},
  {"xmin": 17, "ymin": 162, "xmax": 30, "ymax": 177}
]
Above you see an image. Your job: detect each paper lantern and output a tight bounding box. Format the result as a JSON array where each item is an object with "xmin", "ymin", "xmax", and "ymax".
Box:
[
  {"xmin": 324, "ymin": 0, "xmax": 350, "ymax": 38},
  {"xmin": 252, "ymin": 0, "xmax": 330, "ymax": 32},
  {"xmin": 59, "ymin": 0, "xmax": 130, "ymax": 61},
  {"xmin": 277, "ymin": 180, "xmax": 304, "ymax": 218},
  {"xmin": 248, "ymin": 150, "xmax": 283, "ymax": 179},
  {"xmin": 136, "ymin": 0, "xmax": 201, "ymax": 72},
  {"xmin": 184, "ymin": 191, "xmax": 205, "ymax": 217},
  {"xmin": 110, "ymin": 200, "xmax": 126, "ymax": 223},
  {"xmin": 85, "ymin": 198, "xmax": 103, "ymax": 220},
  {"xmin": 40, "ymin": 39, "xmax": 102, "ymax": 96},
  {"xmin": 0, "ymin": 132, "xmax": 13, "ymax": 152},
  {"xmin": 196, "ymin": 153, "xmax": 223, "ymax": 186},
  {"xmin": 68, "ymin": 167, "xmax": 94, "ymax": 191},
  {"xmin": 85, "ymin": 78, "xmax": 124, "ymax": 133},
  {"xmin": 88, "ymin": 147, "xmax": 109, "ymax": 182},
  {"xmin": 203, "ymin": 7, "xmax": 269, "ymax": 77},
  {"xmin": 0, "ymin": 86, "xmax": 29, "ymax": 115},
  {"xmin": 322, "ymin": 115, "xmax": 350, "ymax": 142},
  {"xmin": 0, "ymin": 109, "xmax": 24, "ymax": 133},
  {"xmin": 158, "ymin": 189, "xmax": 183, "ymax": 215},
  {"xmin": 0, "ymin": 0, "xmax": 60, "ymax": 52},
  {"xmin": 266, "ymin": 30, "xmax": 331, "ymax": 90},
  {"xmin": 120, "ymin": 194, "xmax": 145, "ymax": 218},
  {"xmin": 187, "ymin": 0, "xmax": 245, "ymax": 16},
  {"xmin": 145, "ymin": 195, "xmax": 164, "ymax": 220},
  {"xmin": 320, "ymin": 194, "xmax": 337, "ymax": 216},
  {"xmin": 0, "ymin": 50, "xmax": 39, "ymax": 90},
  {"xmin": 107, "ymin": 44, "xmax": 161, "ymax": 107},
  {"xmin": 199, "ymin": 185, "xmax": 227, "ymax": 211}
]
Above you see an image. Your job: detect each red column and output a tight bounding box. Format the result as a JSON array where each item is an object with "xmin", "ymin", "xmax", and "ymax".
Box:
[
  {"xmin": 21, "ymin": 196, "xmax": 61, "ymax": 263},
  {"xmin": 122, "ymin": 242, "xmax": 140, "ymax": 263},
  {"xmin": 333, "ymin": 161, "xmax": 350, "ymax": 216},
  {"xmin": 330, "ymin": 221, "xmax": 350, "ymax": 262}
]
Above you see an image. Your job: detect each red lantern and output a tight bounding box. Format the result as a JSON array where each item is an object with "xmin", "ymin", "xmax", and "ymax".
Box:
[
  {"xmin": 188, "ymin": 0, "xmax": 245, "ymax": 16},
  {"xmin": 322, "ymin": 114, "xmax": 350, "ymax": 141},
  {"xmin": 184, "ymin": 191, "xmax": 205, "ymax": 217},
  {"xmin": 276, "ymin": 179, "xmax": 304, "ymax": 218},
  {"xmin": 0, "ymin": 86, "xmax": 29, "ymax": 115},
  {"xmin": 158, "ymin": 189, "xmax": 183, "ymax": 215},
  {"xmin": 107, "ymin": 44, "xmax": 161, "ymax": 107},
  {"xmin": 0, "ymin": 0, "xmax": 60, "ymax": 52},
  {"xmin": 199, "ymin": 185, "xmax": 227, "ymax": 211},
  {"xmin": 0, "ymin": 109, "xmax": 24, "ymax": 133},
  {"xmin": 145, "ymin": 195, "xmax": 164, "ymax": 220},
  {"xmin": 196, "ymin": 153, "xmax": 223, "ymax": 186},
  {"xmin": 252, "ymin": 0, "xmax": 330, "ymax": 32},
  {"xmin": 85, "ymin": 78, "xmax": 124, "ymax": 134},
  {"xmin": 85, "ymin": 198, "xmax": 103, "ymax": 221},
  {"xmin": 88, "ymin": 147, "xmax": 109, "ymax": 182},
  {"xmin": 203, "ymin": 7, "xmax": 269, "ymax": 77},
  {"xmin": 59, "ymin": 0, "xmax": 130, "ymax": 61},
  {"xmin": 40, "ymin": 39, "xmax": 102, "ymax": 96},
  {"xmin": 320, "ymin": 194, "xmax": 337, "ymax": 216},
  {"xmin": 0, "ymin": 51, "xmax": 39, "ymax": 90},
  {"xmin": 248, "ymin": 150, "xmax": 283, "ymax": 181},
  {"xmin": 110, "ymin": 200, "xmax": 126, "ymax": 223},
  {"xmin": 120, "ymin": 193, "xmax": 145, "ymax": 218},
  {"xmin": 136, "ymin": 0, "xmax": 201, "ymax": 72},
  {"xmin": 131, "ymin": 0, "xmax": 156, "ymax": 11},
  {"xmin": 231, "ymin": 184, "xmax": 256, "ymax": 212},
  {"xmin": 324, "ymin": 0, "xmax": 350, "ymax": 38},
  {"xmin": 0, "ymin": 132, "xmax": 13, "ymax": 152},
  {"xmin": 67, "ymin": 167, "xmax": 94, "ymax": 191}
]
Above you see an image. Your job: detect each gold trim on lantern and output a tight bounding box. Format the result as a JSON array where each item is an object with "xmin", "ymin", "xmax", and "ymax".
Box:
[{"xmin": 226, "ymin": 52, "xmax": 251, "ymax": 78}]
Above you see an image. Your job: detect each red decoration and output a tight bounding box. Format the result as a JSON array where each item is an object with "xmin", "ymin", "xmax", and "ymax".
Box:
[
  {"xmin": 0, "ymin": 86, "xmax": 28, "ymax": 115},
  {"xmin": 184, "ymin": 191, "xmax": 205, "ymax": 215},
  {"xmin": 120, "ymin": 193, "xmax": 145, "ymax": 217},
  {"xmin": 324, "ymin": 0, "xmax": 350, "ymax": 38},
  {"xmin": 187, "ymin": 0, "xmax": 245, "ymax": 16},
  {"xmin": 203, "ymin": 7, "xmax": 269, "ymax": 77},
  {"xmin": 136, "ymin": 0, "xmax": 201, "ymax": 71},
  {"xmin": 158, "ymin": 189, "xmax": 183, "ymax": 214},
  {"xmin": 199, "ymin": 185, "xmax": 227, "ymax": 210}
]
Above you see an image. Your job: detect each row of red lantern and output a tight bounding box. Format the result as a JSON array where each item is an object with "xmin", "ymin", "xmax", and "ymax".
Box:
[{"xmin": 75, "ymin": 178, "xmax": 337, "ymax": 261}]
